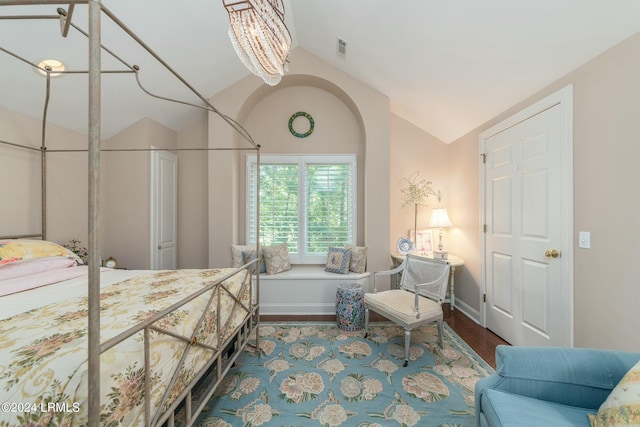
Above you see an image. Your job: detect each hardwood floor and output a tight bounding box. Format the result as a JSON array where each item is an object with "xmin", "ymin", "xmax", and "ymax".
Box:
[
  {"xmin": 442, "ymin": 305, "xmax": 509, "ymax": 368},
  {"xmin": 261, "ymin": 304, "xmax": 509, "ymax": 369}
]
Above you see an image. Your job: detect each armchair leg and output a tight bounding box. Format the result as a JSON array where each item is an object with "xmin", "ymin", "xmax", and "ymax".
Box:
[
  {"xmin": 364, "ymin": 307, "xmax": 370, "ymax": 338},
  {"xmin": 403, "ymin": 329, "xmax": 410, "ymax": 367},
  {"xmin": 437, "ymin": 320, "xmax": 444, "ymax": 348}
]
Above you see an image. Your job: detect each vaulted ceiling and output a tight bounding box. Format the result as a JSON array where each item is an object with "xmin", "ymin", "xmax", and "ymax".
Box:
[{"xmin": 2, "ymin": 1, "xmax": 640, "ymax": 143}]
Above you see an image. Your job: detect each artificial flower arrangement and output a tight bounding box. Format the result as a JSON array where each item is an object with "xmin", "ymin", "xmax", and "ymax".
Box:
[
  {"xmin": 63, "ymin": 238, "xmax": 88, "ymax": 264},
  {"xmin": 400, "ymin": 171, "xmax": 441, "ymax": 245}
]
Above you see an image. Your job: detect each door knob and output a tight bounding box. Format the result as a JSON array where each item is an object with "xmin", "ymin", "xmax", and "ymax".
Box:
[{"xmin": 544, "ymin": 249, "xmax": 559, "ymax": 258}]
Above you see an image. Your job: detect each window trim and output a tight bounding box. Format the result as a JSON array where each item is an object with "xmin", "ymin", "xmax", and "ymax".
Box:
[{"xmin": 246, "ymin": 154, "xmax": 357, "ymax": 264}]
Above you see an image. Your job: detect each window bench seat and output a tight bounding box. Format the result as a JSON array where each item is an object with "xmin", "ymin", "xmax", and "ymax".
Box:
[{"xmin": 255, "ymin": 265, "xmax": 370, "ymax": 315}]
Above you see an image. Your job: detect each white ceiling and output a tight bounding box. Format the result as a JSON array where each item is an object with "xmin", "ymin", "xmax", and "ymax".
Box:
[{"xmin": 2, "ymin": 1, "xmax": 640, "ymax": 143}]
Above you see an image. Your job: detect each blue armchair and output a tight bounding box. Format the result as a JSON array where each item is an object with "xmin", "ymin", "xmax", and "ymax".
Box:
[{"xmin": 475, "ymin": 345, "xmax": 640, "ymax": 427}]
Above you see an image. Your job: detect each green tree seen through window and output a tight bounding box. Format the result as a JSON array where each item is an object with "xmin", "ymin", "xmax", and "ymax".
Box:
[{"xmin": 247, "ymin": 155, "xmax": 356, "ymax": 264}]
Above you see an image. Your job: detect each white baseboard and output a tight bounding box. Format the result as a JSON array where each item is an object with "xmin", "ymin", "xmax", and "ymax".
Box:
[
  {"xmin": 260, "ymin": 302, "xmax": 336, "ymax": 315},
  {"xmin": 450, "ymin": 299, "xmax": 481, "ymax": 325}
]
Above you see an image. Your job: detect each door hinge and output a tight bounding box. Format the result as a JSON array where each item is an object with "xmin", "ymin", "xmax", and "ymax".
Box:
[
  {"xmin": 481, "ymin": 153, "xmax": 486, "ymax": 164},
  {"xmin": 483, "ymin": 293, "xmax": 487, "ymax": 303},
  {"xmin": 483, "ymin": 224, "xmax": 487, "ymax": 233}
]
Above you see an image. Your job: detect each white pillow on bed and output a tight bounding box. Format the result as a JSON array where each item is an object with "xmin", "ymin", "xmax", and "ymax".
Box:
[{"xmin": 0, "ymin": 256, "xmax": 77, "ymax": 281}]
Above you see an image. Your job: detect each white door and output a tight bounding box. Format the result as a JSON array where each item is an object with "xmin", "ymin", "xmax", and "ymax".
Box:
[
  {"xmin": 150, "ymin": 150, "xmax": 177, "ymax": 270},
  {"xmin": 480, "ymin": 86, "xmax": 573, "ymax": 347}
]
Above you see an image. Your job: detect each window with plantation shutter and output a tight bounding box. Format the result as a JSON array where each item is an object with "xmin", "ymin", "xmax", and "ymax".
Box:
[
  {"xmin": 247, "ymin": 154, "xmax": 357, "ymax": 264},
  {"xmin": 247, "ymin": 159, "xmax": 299, "ymax": 254}
]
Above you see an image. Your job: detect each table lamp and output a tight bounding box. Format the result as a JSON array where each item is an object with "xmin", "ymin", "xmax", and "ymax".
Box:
[{"xmin": 430, "ymin": 208, "xmax": 452, "ymax": 259}]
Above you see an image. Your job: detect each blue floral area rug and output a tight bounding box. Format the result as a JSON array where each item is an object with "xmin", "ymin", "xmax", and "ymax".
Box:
[{"xmin": 196, "ymin": 322, "xmax": 494, "ymax": 427}]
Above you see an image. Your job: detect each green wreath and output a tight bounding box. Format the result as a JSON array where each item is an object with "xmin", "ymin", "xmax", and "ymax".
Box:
[{"xmin": 288, "ymin": 111, "xmax": 314, "ymax": 138}]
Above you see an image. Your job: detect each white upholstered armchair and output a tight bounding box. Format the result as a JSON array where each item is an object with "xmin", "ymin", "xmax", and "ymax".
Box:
[{"xmin": 364, "ymin": 254, "xmax": 450, "ymax": 366}]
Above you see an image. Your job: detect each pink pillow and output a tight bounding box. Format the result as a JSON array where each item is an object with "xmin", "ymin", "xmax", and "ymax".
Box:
[{"xmin": 0, "ymin": 256, "xmax": 77, "ymax": 281}]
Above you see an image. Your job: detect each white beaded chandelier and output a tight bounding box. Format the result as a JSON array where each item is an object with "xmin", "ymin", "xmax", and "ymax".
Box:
[{"xmin": 222, "ymin": 0, "xmax": 292, "ymax": 86}]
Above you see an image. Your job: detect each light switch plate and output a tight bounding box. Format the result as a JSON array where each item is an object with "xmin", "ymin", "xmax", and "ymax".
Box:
[{"xmin": 579, "ymin": 231, "xmax": 591, "ymax": 249}]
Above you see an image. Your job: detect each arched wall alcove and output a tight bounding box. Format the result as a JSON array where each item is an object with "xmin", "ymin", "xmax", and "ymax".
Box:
[
  {"xmin": 234, "ymin": 75, "xmax": 365, "ymax": 247},
  {"xmin": 236, "ymin": 74, "xmax": 366, "ymax": 138},
  {"xmin": 208, "ymin": 48, "xmax": 390, "ymax": 276}
]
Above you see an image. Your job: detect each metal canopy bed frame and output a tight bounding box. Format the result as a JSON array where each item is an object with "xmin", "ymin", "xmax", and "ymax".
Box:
[{"xmin": 0, "ymin": 1, "xmax": 261, "ymax": 426}]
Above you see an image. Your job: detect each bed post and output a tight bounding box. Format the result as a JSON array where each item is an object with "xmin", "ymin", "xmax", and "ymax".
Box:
[
  {"xmin": 40, "ymin": 74, "xmax": 49, "ymax": 241},
  {"xmin": 87, "ymin": 1, "xmax": 102, "ymax": 426},
  {"xmin": 255, "ymin": 145, "xmax": 261, "ymax": 351},
  {"xmin": 41, "ymin": 143, "xmax": 47, "ymax": 240}
]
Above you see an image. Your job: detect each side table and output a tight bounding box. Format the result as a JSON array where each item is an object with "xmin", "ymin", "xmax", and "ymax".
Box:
[{"xmin": 391, "ymin": 252, "xmax": 464, "ymax": 310}]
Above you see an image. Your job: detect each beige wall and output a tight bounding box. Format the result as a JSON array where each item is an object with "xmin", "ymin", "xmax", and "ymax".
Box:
[
  {"xmin": 449, "ymin": 32, "xmax": 640, "ymax": 351},
  {"xmin": 447, "ymin": 132, "xmax": 482, "ymax": 314},
  {"xmin": 390, "ymin": 114, "xmax": 449, "ymax": 252},
  {"xmin": 0, "ymin": 107, "xmax": 88, "ymax": 246},
  {"xmin": 0, "ymin": 110, "xmax": 202, "ymax": 270},
  {"xmin": 103, "ymin": 118, "xmax": 177, "ymax": 269},
  {"xmin": 176, "ymin": 117, "xmax": 209, "ymax": 268},
  {"xmin": 208, "ymin": 48, "xmax": 391, "ymax": 278}
]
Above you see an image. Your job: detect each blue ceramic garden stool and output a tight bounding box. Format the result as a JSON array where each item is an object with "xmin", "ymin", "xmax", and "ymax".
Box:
[{"xmin": 336, "ymin": 283, "xmax": 365, "ymax": 331}]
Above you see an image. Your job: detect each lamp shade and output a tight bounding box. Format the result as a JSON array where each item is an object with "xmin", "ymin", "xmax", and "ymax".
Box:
[{"xmin": 430, "ymin": 208, "xmax": 452, "ymax": 228}]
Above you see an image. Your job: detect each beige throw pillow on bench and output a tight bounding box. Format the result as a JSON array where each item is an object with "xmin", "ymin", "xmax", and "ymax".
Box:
[{"xmin": 262, "ymin": 242, "xmax": 292, "ymax": 275}]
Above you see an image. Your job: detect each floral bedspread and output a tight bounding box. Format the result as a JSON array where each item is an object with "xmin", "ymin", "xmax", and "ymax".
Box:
[{"xmin": 0, "ymin": 268, "xmax": 252, "ymax": 427}]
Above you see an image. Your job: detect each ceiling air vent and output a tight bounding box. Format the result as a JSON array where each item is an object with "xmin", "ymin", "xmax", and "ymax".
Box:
[{"xmin": 337, "ymin": 38, "xmax": 347, "ymax": 57}]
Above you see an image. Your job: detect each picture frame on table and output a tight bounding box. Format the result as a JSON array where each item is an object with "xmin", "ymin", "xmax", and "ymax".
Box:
[{"xmin": 409, "ymin": 229, "xmax": 434, "ymax": 255}]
